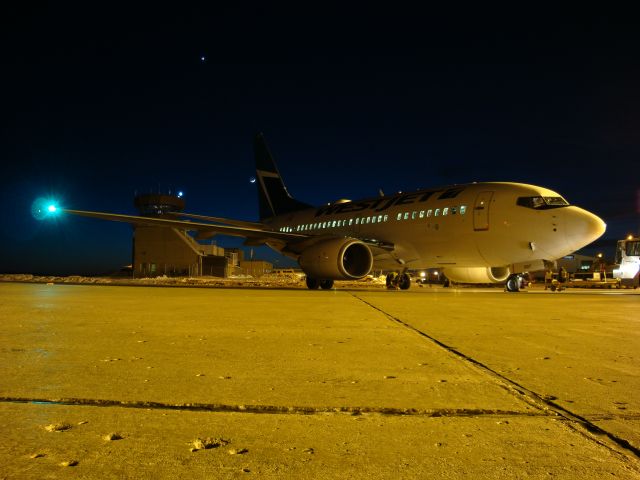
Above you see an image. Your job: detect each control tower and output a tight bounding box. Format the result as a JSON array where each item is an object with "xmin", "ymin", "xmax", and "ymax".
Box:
[
  {"xmin": 132, "ymin": 193, "xmax": 229, "ymax": 278},
  {"xmin": 134, "ymin": 193, "xmax": 186, "ymax": 216}
]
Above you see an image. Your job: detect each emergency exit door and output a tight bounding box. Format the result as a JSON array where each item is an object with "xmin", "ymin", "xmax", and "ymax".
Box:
[{"xmin": 473, "ymin": 191, "xmax": 493, "ymax": 231}]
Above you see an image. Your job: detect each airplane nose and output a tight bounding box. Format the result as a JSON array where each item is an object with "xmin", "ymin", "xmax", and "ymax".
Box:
[{"xmin": 564, "ymin": 207, "xmax": 606, "ymax": 252}]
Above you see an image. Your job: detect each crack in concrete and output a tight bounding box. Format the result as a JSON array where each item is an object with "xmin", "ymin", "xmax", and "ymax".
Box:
[
  {"xmin": 351, "ymin": 293, "xmax": 640, "ymax": 464},
  {"xmin": 0, "ymin": 396, "xmax": 537, "ymax": 418}
]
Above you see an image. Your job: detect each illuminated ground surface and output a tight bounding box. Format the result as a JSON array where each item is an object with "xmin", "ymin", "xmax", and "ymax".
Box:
[{"xmin": 0, "ymin": 282, "xmax": 638, "ymax": 479}]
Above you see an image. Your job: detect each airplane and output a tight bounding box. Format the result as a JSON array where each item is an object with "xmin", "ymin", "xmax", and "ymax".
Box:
[{"xmin": 39, "ymin": 134, "xmax": 606, "ymax": 292}]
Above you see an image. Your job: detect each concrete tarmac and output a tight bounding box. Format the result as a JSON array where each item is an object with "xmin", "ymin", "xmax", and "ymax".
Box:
[{"xmin": 0, "ymin": 282, "xmax": 638, "ymax": 479}]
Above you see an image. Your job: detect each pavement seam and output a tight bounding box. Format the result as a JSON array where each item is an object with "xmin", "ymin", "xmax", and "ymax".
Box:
[
  {"xmin": 0, "ymin": 396, "xmax": 538, "ymax": 418},
  {"xmin": 351, "ymin": 293, "xmax": 640, "ymax": 466}
]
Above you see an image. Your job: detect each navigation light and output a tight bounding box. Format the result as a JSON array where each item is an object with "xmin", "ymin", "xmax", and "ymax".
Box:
[{"xmin": 31, "ymin": 197, "xmax": 62, "ymax": 220}]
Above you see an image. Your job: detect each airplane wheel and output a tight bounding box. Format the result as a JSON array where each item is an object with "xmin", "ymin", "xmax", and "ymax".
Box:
[
  {"xmin": 398, "ymin": 273, "xmax": 411, "ymax": 290},
  {"xmin": 306, "ymin": 277, "xmax": 320, "ymax": 290},
  {"xmin": 386, "ymin": 273, "xmax": 395, "ymax": 288},
  {"xmin": 505, "ymin": 275, "xmax": 520, "ymax": 292},
  {"xmin": 320, "ymin": 279, "xmax": 334, "ymax": 290}
]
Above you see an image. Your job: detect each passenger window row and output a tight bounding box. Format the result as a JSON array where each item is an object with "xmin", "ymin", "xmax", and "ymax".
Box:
[
  {"xmin": 279, "ymin": 214, "xmax": 390, "ymax": 232},
  {"xmin": 396, "ymin": 205, "xmax": 467, "ymax": 220},
  {"xmin": 278, "ymin": 205, "xmax": 467, "ymax": 232}
]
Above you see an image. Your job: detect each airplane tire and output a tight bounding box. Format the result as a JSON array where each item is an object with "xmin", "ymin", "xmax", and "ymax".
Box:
[
  {"xmin": 386, "ymin": 273, "xmax": 395, "ymax": 288},
  {"xmin": 306, "ymin": 277, "xmax": 320, "ymax": 290},
  {"xmin": 320, "ymin": 279, "xmax": 334, "ymax": 290},
  {"xmin": 399, "ymin": 273, "xmax": 411, "ymax": 290},
  {"xmin": 505, "ymin": 275, "xmax": 520, "ymax": 292}
]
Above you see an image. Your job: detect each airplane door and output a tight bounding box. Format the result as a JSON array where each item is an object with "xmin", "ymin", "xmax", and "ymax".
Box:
[{"xmin": 473, "ymin": 191, "xmax": 493, "ymax": 231}]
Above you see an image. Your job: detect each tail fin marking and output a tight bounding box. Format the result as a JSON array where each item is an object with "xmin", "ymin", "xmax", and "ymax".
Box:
[{"xmin": 254, "ymin": 133, "xmax": 312, "ymax": 220}]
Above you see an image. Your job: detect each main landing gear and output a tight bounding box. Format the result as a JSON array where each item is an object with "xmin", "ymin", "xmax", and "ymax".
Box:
[
  {"xmin": 386, "ymin": 272, "xmax": 411, "ymax": 290},
  {"xmin": 306, "ymin": 277, "xmax": 334, "ymax": 290},
  {"xmin": 505, "ymin": 274, "xmax": 524, "ymax": 292}
]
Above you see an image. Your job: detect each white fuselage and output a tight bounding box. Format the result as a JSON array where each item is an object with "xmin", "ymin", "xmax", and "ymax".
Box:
[{"xmin": 267, "ymin": 182, "xmax": 605, "ymax": 271}]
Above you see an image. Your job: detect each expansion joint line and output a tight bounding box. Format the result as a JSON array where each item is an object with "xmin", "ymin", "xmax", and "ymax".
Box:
[
  {"xmin": 0, "ymin": 396, "xmax": 532, "ymax": 418},
  {"xmin": 350, "ymin": 293, "xmax": 640, "ymax": 464}
]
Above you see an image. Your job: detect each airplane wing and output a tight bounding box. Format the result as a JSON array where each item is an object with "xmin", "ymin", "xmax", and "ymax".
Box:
[
  {"xmin": 165, "ymin": 211, "xmax": 266, "ymax": 229},
  {"xmin": 62, "ymin": 208, "xmax": 399, "ymax": 257},
  {"xmin": 63, "ymin": 209, "xmax": 305, "ymax": 243},
  {"xmin": 56, "ymin": 202, "xmax": 405, "ymax": 263}
]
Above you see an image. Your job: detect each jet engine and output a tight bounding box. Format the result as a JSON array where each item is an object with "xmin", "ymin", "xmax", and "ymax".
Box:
[
  {"xmin": 443, "ymin": 266, "xmax": 511, "ymax": 284},
  {"xmin": 298, "ymin": 238, "xmax": 373, "ymax": 280}
]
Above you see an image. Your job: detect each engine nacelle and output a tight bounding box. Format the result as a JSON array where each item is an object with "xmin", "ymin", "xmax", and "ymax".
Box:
[
  {"xmin": 298, "ymin": 238, "xmax": 373, "ymax": 280},
  {"xmin": 443, "ymin": 266, "xmax": 511, "ymax": 284}
]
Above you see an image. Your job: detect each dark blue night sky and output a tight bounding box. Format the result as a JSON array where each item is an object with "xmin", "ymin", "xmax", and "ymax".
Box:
[{"xmin": 1, "ymin": 5, "xmax": 638, "ymax": 274}]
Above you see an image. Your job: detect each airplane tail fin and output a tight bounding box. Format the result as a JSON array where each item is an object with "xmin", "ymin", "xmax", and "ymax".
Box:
[{"xmin": 254, "ymin": 133, "xmax": 312, "ymax": 220}]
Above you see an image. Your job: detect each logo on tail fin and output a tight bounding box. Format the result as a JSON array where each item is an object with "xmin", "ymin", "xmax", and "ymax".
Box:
[{"xmin": 256, "ymin": 168, "xmax": 281, "ymax": 219}]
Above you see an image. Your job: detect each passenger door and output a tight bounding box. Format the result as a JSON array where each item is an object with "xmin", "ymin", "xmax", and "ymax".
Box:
[{"xmin": 473, "ymin": 191, "xmax": 493, "ymax": 231}]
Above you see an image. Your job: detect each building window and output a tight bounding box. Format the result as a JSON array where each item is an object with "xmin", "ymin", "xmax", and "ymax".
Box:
[
  {"xmin": 383, "ymin": 214, "xmax": 388, "ymax": 222},
  {"xmin": 396, "ymin": 213, "xmax": 402, "ymax": 221},
  {"xmin": 460, "ymin": 205, "xmax": 467, "ymax": 214},
  {"xmin": 404, "ymin": 212, "xmax": 409, "ymax": 220},
  {"xmin": 434, "ymin": 208, "xmax": 440, "ymax": 216},
  {"xmin": 427, "ymin": 209, "xmax": 433, "ymax": 217},
  {"xmin": 443, "ymin": 208, "xmax": 449, "ymax": 216},
  {"xmin": 411, "ymin": 211, "xmax": 417, "ymax": 219},
  {"xmin": 419, "ymin": 210, "xmax": 425, "ymax": 218}
]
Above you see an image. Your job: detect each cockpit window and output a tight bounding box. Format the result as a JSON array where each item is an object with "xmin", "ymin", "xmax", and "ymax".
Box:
[
  {"xmin": 516, "ymin": 196, "xmax": 569, "ymax": 210},
  {"xmin": 544, "ymin": 197, "xmax": 569, "ymax": 206}
]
